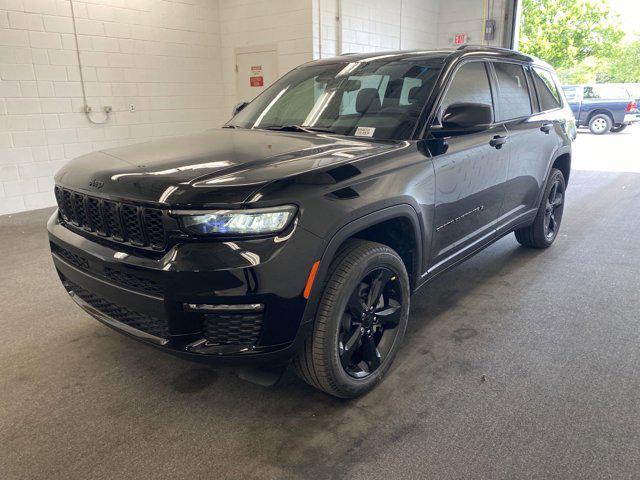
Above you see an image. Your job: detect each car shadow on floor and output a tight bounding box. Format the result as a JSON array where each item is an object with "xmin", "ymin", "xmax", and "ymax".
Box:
[
  {"xmin": 76, "ymin": 236, "xmax": 549, "ymax": 478},
  {"xmin": 90, "ymin": 234, "xmax": 548, "ymax": 403}
]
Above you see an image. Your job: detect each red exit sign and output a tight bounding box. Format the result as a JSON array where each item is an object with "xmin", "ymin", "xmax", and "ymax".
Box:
[{"xmin": 454, "ymin": 33, "xmax": 467, "ymax": 45}]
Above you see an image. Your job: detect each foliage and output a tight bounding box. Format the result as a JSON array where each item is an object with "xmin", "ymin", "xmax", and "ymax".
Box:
[
  {"xmin": 519, "ymin": 0, "xmax": 624, "ymax": 69},
  {"xmin": 556, "ymin": 58, "xmax": 604, "ymax": 84},
  {"xmin": 597, "ymin": 41, "xmax": 640, "ymax": 83}
]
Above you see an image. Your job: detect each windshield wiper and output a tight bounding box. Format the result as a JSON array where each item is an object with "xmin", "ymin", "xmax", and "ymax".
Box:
[{"xmin": 262, "ymin": 124, "xmax": 336, "ymax": 134}]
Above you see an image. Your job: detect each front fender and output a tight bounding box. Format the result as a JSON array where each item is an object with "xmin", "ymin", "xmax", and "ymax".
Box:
[{"xmin": 299, "ymin": 203, "xmax": 425, "ymax": 329}]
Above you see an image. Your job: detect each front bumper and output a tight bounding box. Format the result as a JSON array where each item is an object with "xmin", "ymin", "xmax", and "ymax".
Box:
[
  {"xmin": 48, "ymin": 211, "xmax": 325, "ymax": 366},
  {"xmin": 623, "ymin": 113, "xmax": 640, "ymax": 124}
]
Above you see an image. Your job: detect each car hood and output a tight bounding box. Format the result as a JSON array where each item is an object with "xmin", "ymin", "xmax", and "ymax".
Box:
[{"xmin": 54, "ymin": 128, "xmax": 403, "ymax": 206}]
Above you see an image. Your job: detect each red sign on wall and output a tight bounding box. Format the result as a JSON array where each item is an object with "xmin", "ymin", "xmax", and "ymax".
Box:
[
  {"xmin": 453, "ymin": 33, "xmax": 467, "ymax": 45},
  {"xmin": 250, "ymin": 65, "xmax": 263, "ymax": 87}
]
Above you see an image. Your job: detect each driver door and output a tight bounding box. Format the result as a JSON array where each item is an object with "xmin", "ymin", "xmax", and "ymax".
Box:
[{"xmin": 427, "ymin": 61, "xmax": 510, "ymax": 275}]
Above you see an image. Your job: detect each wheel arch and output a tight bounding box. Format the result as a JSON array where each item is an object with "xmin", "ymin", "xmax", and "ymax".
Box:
[
  {"xmin": 586, "ymin": 109, "xmax": 613, "ymax": 124},
  {"xmin": 324, "ymin": 204, "xmax": 423, "ymax": 289},
  {"xmin": 552, "ymin": 152, "xmax": 571, "ymax": 185},
  {"xmin": 301, "ymin": 204, "xmax": 424, "ymax": 328}
]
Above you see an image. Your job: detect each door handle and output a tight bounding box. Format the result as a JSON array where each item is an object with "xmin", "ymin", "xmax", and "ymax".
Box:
[
  {"xmin": 540, "ymin": 123, "xmax": 553, "ymax": 134},
  {"xmin": 489, "ymin": 135, "xmax": 508, "ymax": 149}
]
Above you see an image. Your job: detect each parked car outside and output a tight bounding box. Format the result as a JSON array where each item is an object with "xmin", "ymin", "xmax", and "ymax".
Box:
[
  {"xmin": 562, "ymin": 84, "xmax": 639, "ymax": 134},
  {"xmin": 48, "ymin": 46, "xmax": 574, "ymax": 398}
]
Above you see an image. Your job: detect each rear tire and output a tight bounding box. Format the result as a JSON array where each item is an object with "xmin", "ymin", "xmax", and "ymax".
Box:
[
  {"xmin": 588, "ymin": 113, "xmax": 612, "ymax": 135},
  {"xmin": 514, "ymin": 168, "xmax": 566, "ymax": 249},
  {"xmin": 293, "ymin": 240, "xmax": 410, "ymax": 398},
  {"xmin": 610, "ymin": 124, "xmax": 627, "ymax": 133}
]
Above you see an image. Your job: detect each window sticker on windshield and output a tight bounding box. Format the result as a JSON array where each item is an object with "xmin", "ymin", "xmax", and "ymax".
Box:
[{"xmin": 355, "ymin": 126, "xmax": 375, "ymax": 137}]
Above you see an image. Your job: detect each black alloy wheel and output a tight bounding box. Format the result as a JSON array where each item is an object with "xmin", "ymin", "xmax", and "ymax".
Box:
[
  {"xmin": 293, "ymin": 239, "xmax": 410, "ymax": 398},
  {"xmin": 543, "ymin": 176, "xmax": 564, "ymax": 241},
  {"xmin": 339, "ymin": 267, "xmax": 404, "ymax": 378},
  {"xmin": 514, "ymin": 168, "xmax": 566, "ymax": 249}
]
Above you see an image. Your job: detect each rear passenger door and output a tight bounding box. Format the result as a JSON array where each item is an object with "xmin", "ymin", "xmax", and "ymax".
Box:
[
  {"xmin": 490, "ymin": 61, "xmax": 558, "ymax": 231},
  {"xmin": 428, "ymin": 61, "xmax": 509, "ymax": 274}
]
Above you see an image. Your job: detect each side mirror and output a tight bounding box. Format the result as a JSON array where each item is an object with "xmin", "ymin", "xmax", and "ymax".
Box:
[
  {"xmin": 232, "ymin": 101, "xmax": 249, "ymax": 117},
  {"xmin": 441, "ymin": 102, "xmax": 493, "ymax": 131}
]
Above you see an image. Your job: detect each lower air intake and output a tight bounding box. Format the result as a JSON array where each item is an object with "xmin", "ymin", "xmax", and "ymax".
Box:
[
  {"xmin": 66, "ymin": 281, "xmax": 170, "ymax": 338},
  {"xmin": 203, "ymin": 312, "xmax": 263, "ymax": 347}
]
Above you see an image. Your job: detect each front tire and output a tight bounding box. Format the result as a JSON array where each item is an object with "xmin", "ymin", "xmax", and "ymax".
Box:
[
  {"xmin": 588, "ymin": 113, "xmax": 612, "ymax": 135},
  {"xmin": 514, "ymin": 168, "xmax": 566, "ymax": 249},
  {"xmin": 293, "ymin": 240, "xmax": 410, "ymax": 398}
]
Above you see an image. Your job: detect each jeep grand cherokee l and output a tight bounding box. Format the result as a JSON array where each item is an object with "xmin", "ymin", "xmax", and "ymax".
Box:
[{"xmin": 49, "ymin": 46, "xmax": 573, "ymax": 398}]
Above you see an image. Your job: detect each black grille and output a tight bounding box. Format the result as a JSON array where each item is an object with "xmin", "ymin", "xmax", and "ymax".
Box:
[
  {"xmin": 61, "ymin": 189, "xmax": 75, "ymax": 223},
  {"xmin": 52, "ymin": 244, "xmax": 90, "ymax": 271},
  {"xmin": 86, "ymin": 197, "xmax": 106, "ymax": 235},
  {"xmin": 67, "ymin": 281, "xmax": 170, "ymax": 338},
  {"xmin": 122, "ymin": 204, "xmax": 144, "ymax": 245},
  {"xmin": 104, "ymin": 267, "xmax": 164, "ymax": 297},
  {"xmin": 103, "ymin": 200, "xmax": 123, "ymax": 240},
  {"xmin": 203, "ymin": 312, "xmax": 263, "ymax": 347},
  {"xmin": 143, "ymin": 209, "xmax": 165, "ymax": 249},
  {"xmin": 55, "ymin": 186, "xmax": 166, "ymax": 250},
  {"xmin": 72, "ymin": 192, "xmax": 88, "ymax": 229}
]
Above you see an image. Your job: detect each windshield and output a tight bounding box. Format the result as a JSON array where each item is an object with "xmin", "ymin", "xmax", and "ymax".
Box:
[{"xmin": 227, "ymin": 58, "xmax": 442, "ymax": 140}]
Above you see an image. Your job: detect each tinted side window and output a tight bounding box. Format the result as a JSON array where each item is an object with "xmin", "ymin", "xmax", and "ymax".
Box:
[
  {"xmin": 531, "ymin": 67, "xmax": 562, "ymax": 110},
  {"xmin": 493, "ymin": 62, "xmax": 532, "ymax": 120},
  {"xmin": 441, "ymin": 62, "xmax": 493, "ymax": 115}
]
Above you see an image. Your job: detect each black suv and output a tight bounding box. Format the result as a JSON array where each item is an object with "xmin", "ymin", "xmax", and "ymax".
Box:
[{"xmin": 49, "ymin": 46, "xmax": 572, "ymax": 398}]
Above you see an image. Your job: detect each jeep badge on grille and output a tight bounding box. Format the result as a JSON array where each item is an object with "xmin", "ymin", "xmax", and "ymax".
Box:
[{"xmin": 88, "ymin": 179, "xmax": 104, "ymax": 189}]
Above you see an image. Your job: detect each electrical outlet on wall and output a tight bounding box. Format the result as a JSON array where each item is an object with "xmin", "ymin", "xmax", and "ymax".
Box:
[{"xmin": 128, "ymin": 103, "xmax": 136, "ymax": 112}]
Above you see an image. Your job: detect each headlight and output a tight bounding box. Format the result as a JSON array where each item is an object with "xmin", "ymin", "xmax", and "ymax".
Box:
[{"xmin": 173, "ymin": 205, "xmax": 297, "ymax": 236}]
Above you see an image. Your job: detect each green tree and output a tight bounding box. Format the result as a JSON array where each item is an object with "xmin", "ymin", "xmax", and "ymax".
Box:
[
  {"xmin": 555, "ymin": 57, "xmax": 601, "ymax": 84},
  {"xmin": 519, "ymin": 0, "xmax": 624, "ymax": 69},
  {"xmin": 598, "ymin": 40, "xmax": 640, "ymax": 83}
]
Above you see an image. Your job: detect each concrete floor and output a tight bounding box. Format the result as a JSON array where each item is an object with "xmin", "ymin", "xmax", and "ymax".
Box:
[{"xmin": 2, "ymin": 129, "xmax": 640, "ymax": 480}]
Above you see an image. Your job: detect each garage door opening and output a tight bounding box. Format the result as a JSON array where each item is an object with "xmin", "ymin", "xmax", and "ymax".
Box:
[{"xmin": 517, "ymin": 0, "xmax": 640, "ymax": 173}]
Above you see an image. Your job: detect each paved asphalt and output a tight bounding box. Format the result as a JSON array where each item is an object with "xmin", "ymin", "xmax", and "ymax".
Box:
[{"xmin": 2, "ymin": 128, "xmax": 640, "ymax": 479}]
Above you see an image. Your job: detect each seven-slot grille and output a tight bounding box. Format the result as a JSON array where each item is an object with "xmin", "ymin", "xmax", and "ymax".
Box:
[{"xmin": 54, "ymin": 186, "xmax": 166, "ymax": 250}]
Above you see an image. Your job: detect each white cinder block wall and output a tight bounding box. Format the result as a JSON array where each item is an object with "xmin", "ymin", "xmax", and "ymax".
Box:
[
  {"xmin": 401, "ymin": 0, "xmax": 440, "ymax": 50},
  {"xmin": 218, "ymin": 0, "xmax": 314, "ymax": 115},
  {"xmin": 340, "ymin": 0, "xmax": 402, "ymax": 53},
  {"xmin": 1, "ymin": 0, "xmax": 511, "ymax": 215},
  {"xmin": 312, "ymin": 0, "xmax": 508, "ymax": 57},
  {"xmin": 436, "ymin": 0, "xmax": 507, "ymax": 48},
  {"xmin": 0, "ymin": 0, "xmax": 226, "ymax": 215}
]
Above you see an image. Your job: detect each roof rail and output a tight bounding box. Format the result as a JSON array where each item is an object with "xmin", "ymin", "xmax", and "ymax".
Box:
[
  {"xmin": 455, "ymin": 44, "xmax": 533, "ymax": 60},
  {"xmin": 456, "ymin": 44, "xmax": 513, "ymax": 53}
]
